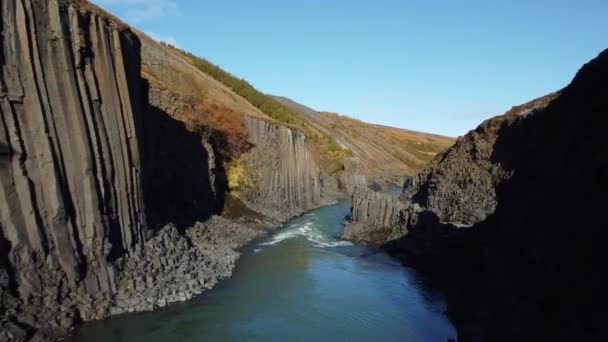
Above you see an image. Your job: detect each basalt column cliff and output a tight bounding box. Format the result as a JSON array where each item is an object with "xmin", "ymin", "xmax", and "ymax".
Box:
[{"xmin": 0, "ymin": 0, "xmax": 150, "ymax": 337}]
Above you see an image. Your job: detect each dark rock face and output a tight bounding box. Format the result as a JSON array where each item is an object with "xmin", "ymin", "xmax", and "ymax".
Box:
[
  {"xmin": 349, "ymin": 49, "xmax": 608, "ymax": 341},
  {"xmin": 0, "ymin": 1, "xmax": 339, "ymax": 340},
  {"xmin": 320, "ymin": 172, "xmax": 368, "ymax": 198},
  {"xmin": 401, "ymin": 92, "xmax": 559, "ymax": 226},
  {"xmin": 141, "ymin": 83, "xmax": 225, "ymax": 229},
  {"xmin": 1, "ymin": 0, "xmax": 147, "ymax": 338}
]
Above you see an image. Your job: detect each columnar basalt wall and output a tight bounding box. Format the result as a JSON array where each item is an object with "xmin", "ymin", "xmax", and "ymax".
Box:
[
  {"xmin": 242, "ymin": 116, "xmax": 323, "ymax": 221},
  {"xmin": 0, "ymin": 0, "xmax": 147, "ymax": 337},
  {"xmin": 320, "ymin": 172, "xmax": 368, "ymax": 197},
  {"xmin": 343, "ymin": 189, "xmax": 407, "ymax": 243}
]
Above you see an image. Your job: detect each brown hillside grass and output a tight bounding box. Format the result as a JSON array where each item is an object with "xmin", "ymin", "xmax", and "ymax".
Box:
[{"xmin": 319, "ymin": 111, "xmax": 454, "ymax": 174}]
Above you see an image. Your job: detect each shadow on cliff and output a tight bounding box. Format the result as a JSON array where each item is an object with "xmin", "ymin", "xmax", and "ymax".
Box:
[
  {"xmin": 0, "ymin": 224, "xmax": 17, "ymax": 294},
  {"xmin": 466, "ymin": 48, "xmax": 608, "ymax": 342},
  {"xmin": 140, "ymin": 80, "xmax": 227, "ymax": 231},
  {"xmin": 0, "ymin": 146, "xmax": 16, "ymax": 294},
  {"xmin": 0, "ymin": 143, "xmax": 8, "ymax": 169},
  {"xmin": 383, "ymin": 49, "xmax": 608, "ymax": 342}
]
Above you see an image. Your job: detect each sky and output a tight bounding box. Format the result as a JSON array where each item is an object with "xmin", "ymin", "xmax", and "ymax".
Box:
[{"xmin": 95, "ymin": 0, "xmax": 608, "ymax": 137}]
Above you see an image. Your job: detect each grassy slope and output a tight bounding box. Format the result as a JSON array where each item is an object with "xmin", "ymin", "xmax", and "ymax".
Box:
[
  {"xmin": 168, "ymin": 47, "xmax": 353, "ymax": 166},
  {"xmin": 273, "ymin": 97, "xmax": 454, "ymax": 177}
]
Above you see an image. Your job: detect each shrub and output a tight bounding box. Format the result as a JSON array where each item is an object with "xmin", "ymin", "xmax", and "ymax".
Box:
[
  {"xmin": 196, "ymin": 102, "xmax": 250, "ymax": 159},
  {"xmin": 225, "ymin": 157, "xmax": 248, "ymax": 191}
]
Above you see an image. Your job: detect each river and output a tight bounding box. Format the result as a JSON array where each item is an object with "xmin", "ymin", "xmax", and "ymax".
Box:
[{"xmin": 70, "ymin": 199, "xmax": 456, "ymax": 342}]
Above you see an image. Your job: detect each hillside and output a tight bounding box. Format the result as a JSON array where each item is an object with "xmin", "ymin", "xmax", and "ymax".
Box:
[
  {"xmin": 145, "ymin": 42, "xmax": 453, "ymax": 186},
  {"xmin": 135, "ymin": 34, "xmax": 458, "ymax": 222},
  {"xmin": 165, "ymin": 47, "xmax": 354, "ymax": 166},
  {"xmin": 273, "ymin": 96, "xmax": 454, "ymax": 181}
]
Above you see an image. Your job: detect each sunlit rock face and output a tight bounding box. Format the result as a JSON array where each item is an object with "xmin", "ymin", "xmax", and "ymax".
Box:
[
  {"xmin": 0, "ymin": 0, "xmax": 149, "ymax": 338},
  {"xmin": 241, "ymin": 116, "xmax": 323, "ymax": 221}
]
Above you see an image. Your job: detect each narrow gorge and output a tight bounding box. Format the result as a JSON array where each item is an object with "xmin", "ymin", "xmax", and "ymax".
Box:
[{"xmin": 1, "ymin": 1, "xmax": 605, "ymax": 341}]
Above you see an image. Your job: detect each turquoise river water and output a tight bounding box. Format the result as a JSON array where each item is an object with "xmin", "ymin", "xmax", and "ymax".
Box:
[{"xmin": 71, "ymin": 199, "xmax": 456, "ymax": 342}]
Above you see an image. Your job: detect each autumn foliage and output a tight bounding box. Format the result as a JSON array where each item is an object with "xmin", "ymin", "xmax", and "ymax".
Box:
[
  {"xmin": 200, "ymin": 102, "xmax": 250, "ymax": 159},
  {"xmin": 180, "ymin": 95, "xmax": 250, "ymax": 160}
]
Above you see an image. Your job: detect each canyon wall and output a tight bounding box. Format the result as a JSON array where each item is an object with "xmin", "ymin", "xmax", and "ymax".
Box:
[
  {"xmin": 343, "ymin": 190, "xmax": 406, "ymax": 243},
  {"xmin": 320, "ymin": 172, "xmax": 368, "ymax": 197},
  {"xmin": 135, "ymin": 29, "xmax": 329, "ymax": 225},
  {"xmin": 242, "ymin": 116, "xmax": 323, "ymax": 221},
  {"xmin": 0, "ymin": 0, "xmax": 148, "ymax": 338},
  {"xmin": 347, "ymin": 50, "xmax": 608, "ymax": 341},
  {"xmin": 400, "ymin": 92, "xmax": 558, "ymax": 226}
]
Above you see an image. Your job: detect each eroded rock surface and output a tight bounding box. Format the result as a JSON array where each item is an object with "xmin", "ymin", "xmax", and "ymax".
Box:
[
  {"xmin": 1, "ymin": 0, "xmax": 146, "ymax": 338},
  {"xmin": 241, "ymin": 117, "xmax": 324, "ymax": 221},
  {"xmin": 401, "ymin": 92, "xmax": 558, "ymax": 226}
]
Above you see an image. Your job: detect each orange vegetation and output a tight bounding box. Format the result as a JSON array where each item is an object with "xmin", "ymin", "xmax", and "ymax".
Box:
[
  {"xmin": 141, "ymin": 62, "xmax": 250, "ymax": 161},
  {"xmin": 199, "ymin": 102, "xmax": 250, "ymax": 159}
]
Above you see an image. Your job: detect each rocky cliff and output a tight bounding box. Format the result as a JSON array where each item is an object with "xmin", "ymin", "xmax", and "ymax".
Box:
[
  {"xmin": 240, "ymin": 117, "xmax": 323, "ymax": 221},
  {"xmin": 320, "ymin": 172, "xmax": 368, "ymax": 198},
  {"xmin": 347, "ymin": 49, "xmax": 608, "ymax": 341},
  {"xmin": 1, "ymin": 0, "xmax": 147, "ymax": 338},
  {"xmin": 343, "ymin": 190, "xmax": 406, "ymax": 243},
  {"xmin": 401, "ymin": 92, "xmax": 558, "ymax": 226}
]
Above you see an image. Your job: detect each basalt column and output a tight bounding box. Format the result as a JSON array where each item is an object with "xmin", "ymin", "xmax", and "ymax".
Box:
[{"xmin": 0, "ymin": 0, "xmax": 146, "ymax": 333}]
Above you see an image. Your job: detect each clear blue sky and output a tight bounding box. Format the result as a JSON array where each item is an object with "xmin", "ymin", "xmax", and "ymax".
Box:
[{"xmin": 96, "ymin": 0, "xmax": 607, "ymax": 137}]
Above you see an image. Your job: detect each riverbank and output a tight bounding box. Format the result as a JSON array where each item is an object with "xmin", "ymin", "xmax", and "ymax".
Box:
[
  {"xmin": 29, "ymin": 194, "xmax": 340, "ymax": 340},
  {"xmin": 69, "ymin": 199, "xmax": 456, "ymax": 342}
]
